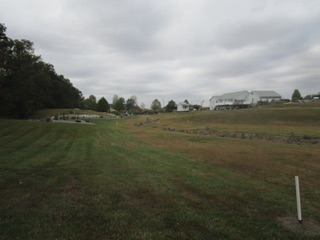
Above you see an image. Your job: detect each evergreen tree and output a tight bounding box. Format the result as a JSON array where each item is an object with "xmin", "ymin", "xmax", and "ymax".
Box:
[
  {"xmin": 126, "ymin": 98, "xmax": 135, "ymax": 111},
  {"xmin": 96, "ymin": 97, "xmax": 110, "ymax": 112}
]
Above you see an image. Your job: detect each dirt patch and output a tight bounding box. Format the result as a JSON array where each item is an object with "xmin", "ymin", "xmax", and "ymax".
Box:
[{"xmin": 278, "ymin": 215, "xmax": 320, "ymax": 237}]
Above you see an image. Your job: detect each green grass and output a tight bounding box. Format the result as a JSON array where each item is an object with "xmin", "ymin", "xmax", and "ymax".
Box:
[{"xmin": 1, "ymin": 106, "xmax": 320, "ymax": 239}]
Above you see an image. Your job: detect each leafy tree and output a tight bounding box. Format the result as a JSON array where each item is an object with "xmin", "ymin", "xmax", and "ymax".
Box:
[
  {"xmin": 292, "ymin": 89, "xmax": 302, "ymax": 101},
  {"xmin": 184, "ymin": 99, "xmax": 189, "ymax": 104},
  {"xmin": 165, "ymin": 100, "xmax": 176, "ymax": 112},
  {"xmin": 0, "ymin": 23, "xmax": 14, "ymax": 80},
  {"xmin": 87, "ymin": 95, "xmax": 97, "ymax": 110},
  {"xmin": 130, "ymin": 95, "xmax": 137, "ymax": 106},
  {"xmin": 192, "ymin": 104, "xmax": 201, "ymax": 111},
  {"xmin": 96, "ymin": 97, "xmax": 110, "ymax": 112},
  {"xmin": 151, "ymin": 99, "xmax": 161, "ymax": 112},
  {"xmin": 114, "ymin": 97, "xmax": 125, "ymax": 112},
  {"xmin": 0, "ymin": 23, "xmax": 83, "ymax": 118}
]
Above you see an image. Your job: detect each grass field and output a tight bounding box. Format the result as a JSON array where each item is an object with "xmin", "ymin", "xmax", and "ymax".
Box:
[{"xmin": 1, "ymin": 104, "xmax": 320, "ymax": 239}]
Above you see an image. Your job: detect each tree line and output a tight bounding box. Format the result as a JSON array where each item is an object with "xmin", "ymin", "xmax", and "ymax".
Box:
[
  {"xmin": 0, "ymin": 23, "xmax": 83, "ymax": 118},
  {"xmin": 291, "ymin": 89, "xmax": 320, "ymax": 102},
  {"xmin": 80, "ymin": 94, "xmax": 198, "ymax": 114}
]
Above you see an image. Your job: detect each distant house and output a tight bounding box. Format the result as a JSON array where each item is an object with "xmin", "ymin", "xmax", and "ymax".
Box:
[
  {"xmin": 209, "ymin": 90, "xmax": 281, "ymax": 110},
  {"xmin": 177, "ymin": 102, "xmax": 190, "ymax": 112}
]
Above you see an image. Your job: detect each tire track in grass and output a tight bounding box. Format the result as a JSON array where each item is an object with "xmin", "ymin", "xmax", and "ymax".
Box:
[
  {"xmin": 0, "ymin": 125, "xmax": 48, "ymax": 166},
  {"xmin": 0, "ymin": 123, "xmax": 92, "ymax": 220},
  {"xmin": 1, "ymin": 123, "xmax": 70, "ymax": 166},
  {"xmin": 0, "ymin": 121, "xmax": 38, "ymax": 148},
  {"xmin": 0, "ymin": 122, "xmax": 93, "ymax": 196}
]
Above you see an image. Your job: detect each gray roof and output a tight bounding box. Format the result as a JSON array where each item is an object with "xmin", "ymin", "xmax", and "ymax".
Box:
[
  {"xmin": 252, "ymin": 91, "xmax": 281, "ymax": 98},
  {"xmin": 210, "ymin": 90, "xmax": 281, "ymax": 101},
  {"xmin": 221, "ymin": 90, "xmax": 250, "ymax": 99},
  {"xmin": 210, "ymin": 90, "xmax": 250, "ymax": 100}
]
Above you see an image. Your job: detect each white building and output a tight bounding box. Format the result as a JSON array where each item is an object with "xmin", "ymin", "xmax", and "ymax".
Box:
[
  {"xmin": 209, "ymin": 90, "xmax": 281, "ymax": 110},
  {"xmin": 250, "ymin": 91, "xmax": 282, "ymax": 104},
  {"xmin": 177, "ymin": 102, "xmax": 190, "ymax": 112}
]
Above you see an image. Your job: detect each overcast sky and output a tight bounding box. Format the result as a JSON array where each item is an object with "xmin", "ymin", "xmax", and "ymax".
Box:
[{"xmin": 1, "ymin": 0, "xmax": 319, "ymax": 107}]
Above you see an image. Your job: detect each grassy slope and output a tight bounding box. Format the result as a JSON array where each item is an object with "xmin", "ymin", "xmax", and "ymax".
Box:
[
  {"xmin": 145, "ymin": 104, "xmax": 320, "ymax": 137},
  {"xmin": 0, "ymin": 105, "xmax": 320, "ymax": 239}
]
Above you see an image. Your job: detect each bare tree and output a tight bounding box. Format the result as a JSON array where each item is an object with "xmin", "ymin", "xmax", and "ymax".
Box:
[
  {"xmin": 151, "ymin": 99, "xmax": 161, "ymax": 112},
  {"xmin": 130, "ymin": 95, "xmax": 138, "ymax": 106},
  {"xmin": 112, "ymin": 95, "xmax": 119, "ymax": 105}
]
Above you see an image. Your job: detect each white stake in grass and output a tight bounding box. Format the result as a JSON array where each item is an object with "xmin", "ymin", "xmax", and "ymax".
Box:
[{"xmin": 295, "ymin": 176, "xmax": 303, "ymax": 223}]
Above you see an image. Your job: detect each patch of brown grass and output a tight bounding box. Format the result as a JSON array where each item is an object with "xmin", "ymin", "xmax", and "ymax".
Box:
[{"xmin": 127, "ymin": 125, "xmax": 320, "ymax": 189}]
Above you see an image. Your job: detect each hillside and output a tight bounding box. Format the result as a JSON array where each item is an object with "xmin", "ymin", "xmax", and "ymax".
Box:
[{"xmin": 135, "ymin": 103, "xmax": 320, "ymax": 139}]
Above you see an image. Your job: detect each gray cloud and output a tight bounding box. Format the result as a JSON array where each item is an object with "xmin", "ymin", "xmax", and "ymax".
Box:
[{"xmin": 1, "ymin": 0, "xmax": 319, "ymax": 107}]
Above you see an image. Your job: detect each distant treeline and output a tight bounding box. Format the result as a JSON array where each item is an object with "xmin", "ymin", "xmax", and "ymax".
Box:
[{"xmin": 0, "ymin": 23, "xmax": 83, "ymax": 118}]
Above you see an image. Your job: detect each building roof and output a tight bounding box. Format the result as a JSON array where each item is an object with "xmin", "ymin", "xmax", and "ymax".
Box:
[
  {"xmin": 178, "ymin": 102, "xmax": 190, "ymax": 106},
  {"xmin": 210, "ymin": 90, "xmax": 250, "ymax": 100},
  {"xmin": 210, "ymin": 90, "xmax": 282, "ymax": 101},
  {"xmin": 221, "ymin": 90, "xmax": 250, "ymax": 99},
  {"xmin": 252, "ymin": 91, "xmax": 281, "ymax": 98}
]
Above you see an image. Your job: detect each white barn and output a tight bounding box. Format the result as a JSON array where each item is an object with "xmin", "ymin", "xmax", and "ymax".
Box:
[
  {"xmin": 250, "ymin": 91, "xmax": 282, "ymax": 104},
  {"xmin": 210, "ymin": 90, "xmax": 281, "ymax": 110}
]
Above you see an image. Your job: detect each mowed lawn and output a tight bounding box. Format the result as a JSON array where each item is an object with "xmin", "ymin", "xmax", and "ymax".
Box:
[{"xmin": 1, "ymin": 106, "xmax": 320, "ymax": 239}]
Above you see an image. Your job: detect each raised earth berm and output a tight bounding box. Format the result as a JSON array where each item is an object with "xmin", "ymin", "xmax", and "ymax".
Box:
[{"xmin": 134, "ymin": 121, "xmax": 319, "ymax": 145}]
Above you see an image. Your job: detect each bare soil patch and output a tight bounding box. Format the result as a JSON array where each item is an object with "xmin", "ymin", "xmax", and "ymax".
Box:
[{"xmin": 278, "ymin": 215, "xmax": 320, "ymax": 237}]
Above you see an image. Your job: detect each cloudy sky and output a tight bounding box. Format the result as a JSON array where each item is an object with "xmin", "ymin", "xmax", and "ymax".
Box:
[{"xmin": 1, "ymin": 0, "xmax": 319, "ymax": 107}]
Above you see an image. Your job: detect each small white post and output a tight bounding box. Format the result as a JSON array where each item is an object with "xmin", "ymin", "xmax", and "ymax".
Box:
[{"xmin": 295, "ymin": 176, "xmax": 303, "ymax": 223}]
